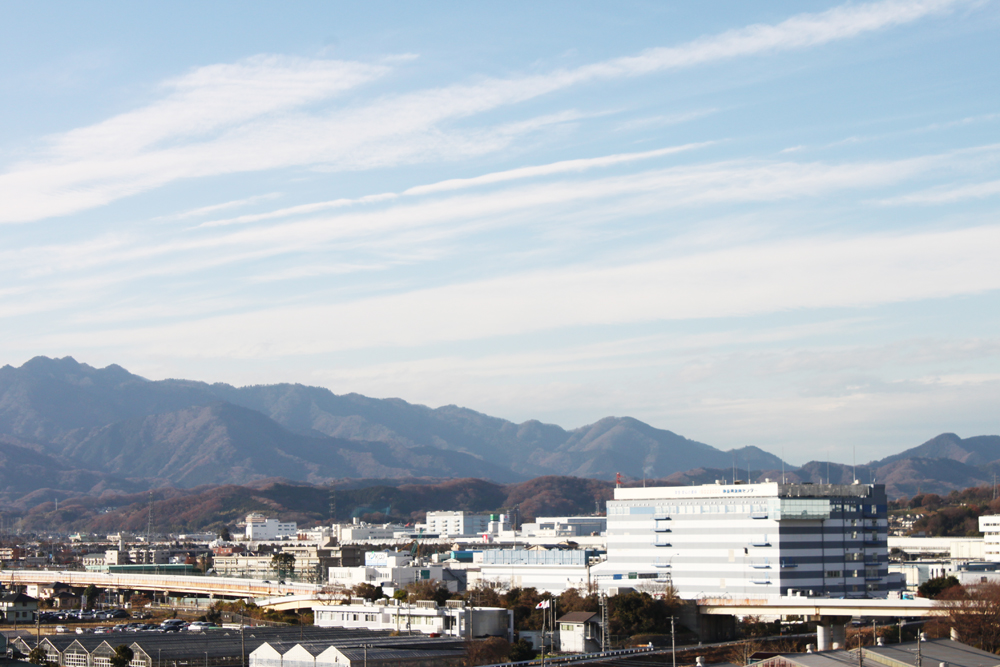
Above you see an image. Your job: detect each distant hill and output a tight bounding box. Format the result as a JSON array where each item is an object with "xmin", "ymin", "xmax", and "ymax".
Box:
[
  {"xmin": 59, "ymin": 402, "xmax": 520, "ymax": 487},
  {"xmin": 1, "ymin": 356, "xmax": 998, "ymax": 510},
  {"xmin": 0, "ymin": 356, "xmax": 786, "ymax": 489},
  {"xmin": 14, "ymin": 476, "xmax": 618, "ymax": 534},
  {"xmin": 875, "ymin": 433, "xmax": 1000, "ymax": 468}
]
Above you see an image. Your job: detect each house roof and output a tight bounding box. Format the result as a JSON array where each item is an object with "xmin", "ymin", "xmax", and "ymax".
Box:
[
  {"xmin": 757, "ymin": 640, "xmax": 1000, "ymax": 667},
  {"xmin": 557, "ymin": 611, "xmax": 599, "ymax": 624}
]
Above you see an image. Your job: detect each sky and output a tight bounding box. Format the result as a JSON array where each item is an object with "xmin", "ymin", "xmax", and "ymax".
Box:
[{"xmin": 1, "ymin": 1, "xmax": 999, "ymax": 465}]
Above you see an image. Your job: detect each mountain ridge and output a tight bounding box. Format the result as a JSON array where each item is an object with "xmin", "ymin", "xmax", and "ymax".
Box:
[{"xmin": 0, "ymin": 356, "xmax": 997, "ymax": 510}]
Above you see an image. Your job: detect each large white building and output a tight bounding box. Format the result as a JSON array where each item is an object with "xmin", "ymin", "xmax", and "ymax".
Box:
[
  {"xmin": 600, "ymin": 480, "xmax": 892, "ymax": 599},
  {"xmin": 424, "ymin": 511, "xmax": 491, "ymax": 537},
  {"xmin": 245, "ymin": 513, "xmax": 297, "ymax": 540},
  {"xmin": 978, "ymin": 515, "xmax": 1000, "ymax": 561}
]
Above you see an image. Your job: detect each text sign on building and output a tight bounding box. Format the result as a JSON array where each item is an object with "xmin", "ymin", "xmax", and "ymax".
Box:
[{"xmin": 365, "ymin": 552, "xmax": 389, "ymax": 566}]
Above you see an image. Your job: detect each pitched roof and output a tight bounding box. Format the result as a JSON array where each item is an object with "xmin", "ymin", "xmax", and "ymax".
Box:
[{"xmin": 557, "ymin": 611, "xmax": 599, "ymax": 624}]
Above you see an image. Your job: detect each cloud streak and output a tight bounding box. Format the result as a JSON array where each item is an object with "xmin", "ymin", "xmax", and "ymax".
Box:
[
  {"xmin": 27, "ymin": 224, "xmax": 1000, "ymax": 357},
  {"xmin": 0, "ymin": 0, "xmax": 963, "ymax": 224}
]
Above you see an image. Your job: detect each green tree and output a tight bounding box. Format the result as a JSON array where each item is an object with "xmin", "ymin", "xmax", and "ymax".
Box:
[
  {"xmin": 110, "ymin": 645, "xmax": 134, "ymax": 667},
  {"xmin": 219, "ymin": 526, "xmax": 232, "ymax": 541},
  {"xmin": 609, "ymin": 591, "xmax": 679, "ymax": 637},
  {"xmin": 508, "ymin": 638, "xmax": 536, "ymax": 662},
  {"xmin": 27, "ymin": 647, "xmax": 50, "ymax": 666},
  {"xmin": 271, "ymin": 552, "xmax": 295, "ymax": 579},
  {"xmin": 82, "ymin": 584, "xmax": 98, "ymax": 610},
  {"xmin": 918, "ymin": 575, "xmax": 960, "ymax": 599}
]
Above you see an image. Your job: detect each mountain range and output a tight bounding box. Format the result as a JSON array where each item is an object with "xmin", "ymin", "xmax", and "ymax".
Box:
[{"xmin": 0, "ymin": 356, "xmax": 998, "ymax": 517}]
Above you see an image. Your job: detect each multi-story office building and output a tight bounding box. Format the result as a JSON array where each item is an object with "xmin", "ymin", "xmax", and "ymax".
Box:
[
  {"xmin": 603, "ymin": 480, "xmax": 890, "ymax": 599},
  {"xmin": 424, "ymin": 511, "xmax": 491, "ymax": 537},
  {"xmin": 245, "ymin": 513, "xmax": 297, "ymax": 540}
]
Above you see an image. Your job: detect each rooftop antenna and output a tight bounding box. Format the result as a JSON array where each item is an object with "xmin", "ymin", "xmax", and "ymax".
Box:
[
  {"xmin": 853, "ymin": 446, "xmax": 857, "ymax": 484},
  {"xmin": 827, "ymin": 451, "xmax": 830, "ymax": 485},
  {"xmin": 732, "ymin": 453, "xmax": 736, "ymax": 484},
  {"xmin": 781, "ymin": 447, "xmax": 786, "ymax": 484}
]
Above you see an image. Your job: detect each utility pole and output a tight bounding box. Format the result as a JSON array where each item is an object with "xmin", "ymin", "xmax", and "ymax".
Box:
[
  {"xmin": 600, "ymin": 594, "xmax": 608, "ymax": 652},
  {"xmin": 671, "ymin": 616, "xmax": 676, "ymax": 667},
  {"xmin": 916, "ymin": 631, "xmax": 922, "ymax": 667}
]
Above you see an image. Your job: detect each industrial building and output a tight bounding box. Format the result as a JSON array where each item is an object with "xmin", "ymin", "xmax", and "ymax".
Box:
[
  {"xmin": 422, "ymin": 512, "xmax": 491, "ymax": 537},
  {"xmin": 312, "ymin": 599, "xmax": 513, "ymax": 640},
  {"xmin": 600, "ymin": 480, "xmax": 891, "ymax": 598},
  {"xmin": 245, "ymin": 514, "xmax": 298, "ymax": 540}
]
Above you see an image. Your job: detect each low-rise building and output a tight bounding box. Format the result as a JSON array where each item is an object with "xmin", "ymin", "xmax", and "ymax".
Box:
[
  {"xmin": 334, "ymin": 523, "xmax": 406, "ymax": 543},
  {"xmin": 0, "ymin": 591, "xmax": 38, "ymax": 622},
  {"xmin": 466, "ymin": 548, "xmax": 602, "ymax": 594},
  {"xmin": 557, "ymin": 611, "xmax": 602, "ymax": 653},
  {"xmin": 313, "ymin": 600, "xmax": 512, "ymax": 640},
  {"xmin": 521, "ymin": 517, "xmax": 607, "ymax": 539},
  {"xmin": 250, "ymin": 638, "xmax": 466, "ymax": 667},
  {"xmin": 0, "ymin": 547, "xmax": 22, "ymax": 562},
  {"xmin": 328, "ymin": 551, "xmax": 463, "ymax": 593}
]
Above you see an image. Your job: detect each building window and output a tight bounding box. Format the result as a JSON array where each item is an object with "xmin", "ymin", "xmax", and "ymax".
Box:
[{"xmin": 826, "ymin": 570, "xmax": 842, "ymax": 578}]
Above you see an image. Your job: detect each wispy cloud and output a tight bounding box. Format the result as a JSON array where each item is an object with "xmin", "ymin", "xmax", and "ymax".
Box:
[
  {"xmin": 881, "ymin": 178, "xmax": 1000, "ymax": 204},
  {"xmin": 26, "ymin": 224, "xmax": 1000, "ymax": 357},
  {"xmin": 161, "ymin": 193, "xmax": 282, "ymax": 221},
  {"xmin": 0, "ymin": 0, "xmax": 964, "ymax": 224},
  {"xmin": 0, "ymin": 145, "xmax": 986, "ymax": 298}
]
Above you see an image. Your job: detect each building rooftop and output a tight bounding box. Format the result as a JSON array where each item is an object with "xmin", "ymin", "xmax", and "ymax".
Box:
[{"xmin": 615, "ymin": 481, "xmax": 880, "ymax": 501}]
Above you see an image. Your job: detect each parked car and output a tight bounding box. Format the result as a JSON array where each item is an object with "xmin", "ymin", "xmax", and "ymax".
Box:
[{"xmin": 55, "ymin": 626, "xmax": 69, "ymax": 634}]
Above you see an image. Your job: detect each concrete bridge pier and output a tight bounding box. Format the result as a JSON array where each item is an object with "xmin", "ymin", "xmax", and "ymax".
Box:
[
  {"xmin": 816, "ymin": 616, "xmax": 850, "ymax": 651},
  {"xmin": 680, "ymin": 602, "xmax": 737, "ymax": 642}
]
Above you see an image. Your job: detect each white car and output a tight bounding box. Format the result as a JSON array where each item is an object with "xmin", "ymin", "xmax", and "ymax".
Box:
[{"xmin": 55, "ymin": 626, "xmax": 69, "ymax": 634}]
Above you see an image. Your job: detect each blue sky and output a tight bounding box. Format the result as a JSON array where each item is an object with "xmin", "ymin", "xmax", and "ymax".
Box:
[{"xmin": 2, "ymin": 0, "xmax": 999, "ymax": 464}]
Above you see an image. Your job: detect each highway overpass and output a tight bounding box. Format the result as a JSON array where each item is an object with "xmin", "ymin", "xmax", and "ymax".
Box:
[
  {"xmin": 693, "ymin": 595, "xmax": 942, "ymax": 650},
  {"xmin": 3, "ymin": 569, "xmax": 322, "ymax": 602}
]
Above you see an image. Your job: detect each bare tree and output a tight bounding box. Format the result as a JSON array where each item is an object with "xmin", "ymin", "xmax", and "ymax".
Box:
[{"xmin": 936, "ymin": 581, "xmax": 1000, "ymax": 652}]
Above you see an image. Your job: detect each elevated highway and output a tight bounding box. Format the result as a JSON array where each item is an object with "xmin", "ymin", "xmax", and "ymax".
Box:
[
  {"xmin": 694, "ymin": 596, "xmax": 941, "ymax": 651},
  {"xmin": 3, "ymin": 569, "xmax": 322, "ymax": 601},
  {"xmin": 698, "ymin": 596, "xmax": 938, "ymax": 618}
]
